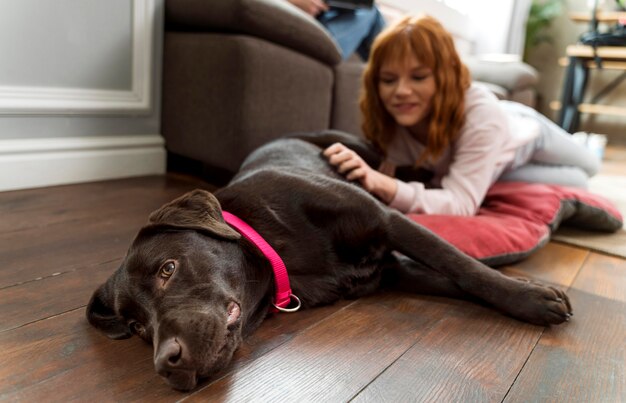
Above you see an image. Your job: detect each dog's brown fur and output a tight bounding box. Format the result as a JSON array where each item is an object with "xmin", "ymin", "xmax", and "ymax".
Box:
[{"xmin": 87, "ymin": 132, "xmax": 572, "ymax": 391}]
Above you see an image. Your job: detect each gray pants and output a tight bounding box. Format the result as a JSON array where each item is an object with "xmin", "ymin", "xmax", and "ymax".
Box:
[{"xmin": 497, "ymin": 101, "xmax": 600, "ymax": 188}]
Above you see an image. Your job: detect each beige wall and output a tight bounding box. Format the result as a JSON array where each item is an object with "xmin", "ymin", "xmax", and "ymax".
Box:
[{"xmin": 526, "ymin": 0, "xmax": 626, "ymax": 145}]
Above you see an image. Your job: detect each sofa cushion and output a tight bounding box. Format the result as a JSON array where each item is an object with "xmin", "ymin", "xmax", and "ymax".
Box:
[
  {"xmin": 464, "ymin": 57, "xmax": 539, "ymax": 92},
  {"xmin": 165, "ymin": 0, "xmax": 342, "ymax": 65}
]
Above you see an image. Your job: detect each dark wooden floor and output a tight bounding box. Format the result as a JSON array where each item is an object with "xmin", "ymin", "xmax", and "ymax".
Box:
[{"xmin": 1, "ymin": 170, "xmax": 625, "ymax": 402}]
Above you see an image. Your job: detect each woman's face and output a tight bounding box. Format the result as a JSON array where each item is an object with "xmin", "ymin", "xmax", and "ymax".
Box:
[{"xmin": 377, "ymin": 54, "xmax": 436, "ymax": 129}]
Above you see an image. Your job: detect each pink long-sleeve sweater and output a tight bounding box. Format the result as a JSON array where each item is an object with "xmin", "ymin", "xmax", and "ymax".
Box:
[{"xmin": 383, "ymin": 84, "xmax": 540, "ymax": 216}]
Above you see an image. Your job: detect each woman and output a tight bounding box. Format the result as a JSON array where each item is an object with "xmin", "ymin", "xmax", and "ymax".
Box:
[{"xmin": 323, "ymin": 15, "xmax": 600, "ymax": 216}]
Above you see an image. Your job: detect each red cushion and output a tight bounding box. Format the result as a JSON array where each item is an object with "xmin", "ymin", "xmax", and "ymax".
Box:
[{"xmin": 408, "ymin": 182, "xmax": 623, "ymax": 266}]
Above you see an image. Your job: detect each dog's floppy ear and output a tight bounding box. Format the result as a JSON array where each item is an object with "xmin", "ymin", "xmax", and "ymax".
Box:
[
  {"xmin": 148, "ymin": 189, "xmax": 240, "ymax": 241},
  {"xmin": 86, "ymin": 278, "xmax": 132, "ymax": 340}
]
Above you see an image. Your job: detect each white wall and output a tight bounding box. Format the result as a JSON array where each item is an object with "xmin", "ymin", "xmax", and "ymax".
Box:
[
  {"xmin": 378, "ymin": 0, "xmax": 474, "ymax": 55},
  {"xmin": 443, "ymin": 0, "xmax": 531, "ymax": 58},
  {"xmin": 378, "ymin": 0, "xmax": 532, "ymax": 58},
  {"xmin": 0, "ymin": 0, "xmax": 165, "ymax": 191},
  {"xmin": 465, "ymin": 0, "xmax": 518, "ymax": 56}
]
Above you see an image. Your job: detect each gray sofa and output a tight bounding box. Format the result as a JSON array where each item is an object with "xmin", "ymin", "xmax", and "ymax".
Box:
[{"xmin": 162, "ymin": 0, "xmax": 539, "ymax": 175}]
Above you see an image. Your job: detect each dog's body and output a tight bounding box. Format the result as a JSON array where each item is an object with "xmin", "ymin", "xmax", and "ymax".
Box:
[{"xmin": 87, "ymin": 132, "xmax": 571, "ymax": 391}]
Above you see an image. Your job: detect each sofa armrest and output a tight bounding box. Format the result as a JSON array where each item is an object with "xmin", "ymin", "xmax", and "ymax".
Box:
[
  {"xmin": 331, "ymin": 61, "xmax": 365, "ymax": 137},
  {"xmin": 165, "ymin": 0, "xmax": 342, "ymax": 65},
  {"xmin": 464, "ymin": 57, "xmax": 538, "ymax": 93}
]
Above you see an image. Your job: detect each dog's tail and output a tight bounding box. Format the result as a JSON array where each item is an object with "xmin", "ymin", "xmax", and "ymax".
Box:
[{"xmin": 285, "ymin": 130, "xmax": 382, "ymax": 169}]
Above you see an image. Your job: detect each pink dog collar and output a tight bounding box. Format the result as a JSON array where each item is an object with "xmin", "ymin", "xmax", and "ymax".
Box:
[{"xmin": 222, "ymin": 211, "xmax": 300, "ymax": 313}]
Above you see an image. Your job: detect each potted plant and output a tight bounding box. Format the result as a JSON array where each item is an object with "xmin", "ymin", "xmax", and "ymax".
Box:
[{"xmin": 524, "ymin": 0, "xmax": 564, "ymax": 61}]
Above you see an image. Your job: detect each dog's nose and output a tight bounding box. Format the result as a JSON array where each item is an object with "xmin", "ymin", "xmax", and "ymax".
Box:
[
  {"xmin": 155, "ymin": 338, "xmax": 185, "ymax": 370},
  {"xmin": 155, "ymin": 338, "xmax": 197, "ymax": 390}
]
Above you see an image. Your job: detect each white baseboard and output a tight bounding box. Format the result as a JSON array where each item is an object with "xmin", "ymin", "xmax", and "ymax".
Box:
[{"xmin": 0, "ymin": 135, "xmax": 166, "ymax": 192}]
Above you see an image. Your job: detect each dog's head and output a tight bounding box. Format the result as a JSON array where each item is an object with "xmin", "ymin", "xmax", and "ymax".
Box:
[{"xmin": 86, "ymin": 189, "xmax": 251, "ymax": 391}]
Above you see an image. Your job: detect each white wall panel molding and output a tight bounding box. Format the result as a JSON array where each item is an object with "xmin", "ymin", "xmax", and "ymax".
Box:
[
  {"xmin": 0, "ymin": 134, "xmax": 166, "ymax": 191},
  {"xmin": 0, "ymin": 0, "xmax": 154, "ymax": 115}
]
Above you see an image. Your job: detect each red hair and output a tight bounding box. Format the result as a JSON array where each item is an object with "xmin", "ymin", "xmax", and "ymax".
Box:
[{"xmin": 360, "ymin": 15, "xmax": 471, "ymax": 161}]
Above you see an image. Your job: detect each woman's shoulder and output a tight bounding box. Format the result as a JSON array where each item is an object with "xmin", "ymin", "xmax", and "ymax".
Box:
[
  {"xmin": 455, "ymin": 83, "xmax": 509, "ymax": 147},
  {"xmin": 465, "ymin": 83, "xmax": 500, "ymax": 107},
  {"xmin": 463, "ymin": 83, "xmax": 507, "ymax": 125}
]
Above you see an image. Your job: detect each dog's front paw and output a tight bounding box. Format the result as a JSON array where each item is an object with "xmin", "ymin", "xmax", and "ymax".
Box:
[{"xmin": 502, "ymin": 279, "xmax": 572, "ymax": 326}]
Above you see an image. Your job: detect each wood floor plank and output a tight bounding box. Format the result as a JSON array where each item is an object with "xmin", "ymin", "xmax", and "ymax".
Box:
[
  {"xmin": 504, "ymin": 253, "xmax": 626, "ymax": 402},
  {"xmin": 0, "ymin": 260, "xmax": 118, "ymax": 332},
  {"xmin": 183, "ymin": 293, "xmax": 457, "ymax": 402},
  {"xmin": 1, "ymin": 211, "xmax": 150, "ymax": 289},
  {"xmin": 0, "ymin": 297, "xmax": 351, "ymax": 402},
  {"xmin": 351, "ymin": 240, "xmax": 590, "ymax": 402},
  {"xmin": 352, "ymin": 304, "xmax": 543, "ymax": 402},
  {"xmin": 227, "ymin": 300, "xmax": 353, "ymax": 371},
  {"xmin": 0, "ymin": 309, "xmax": 170, "ymax": 402},
  {"xmin": 0, "ymin": 176, "xmax": 212, "ymax": 288},
  {"xmin": 500, "ymin": 242, "xmax": 588, "ymax": 287},
  {"xmin": 0, "ymin": 175, "xmax": 208, "ymax": 234}
]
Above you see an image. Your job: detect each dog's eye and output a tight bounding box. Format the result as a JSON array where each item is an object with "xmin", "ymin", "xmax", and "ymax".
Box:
[
  {"xmin": 159, "ymin": 260, "xmax": 177, "ymax": 278},
  {"xmin": 129, "ymin": 321, "xmax": 145, "ymax": 337}
]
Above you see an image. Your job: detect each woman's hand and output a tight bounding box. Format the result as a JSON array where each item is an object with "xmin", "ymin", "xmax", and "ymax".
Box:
[
  {"xmin": 323, "ymin": 143, "xmax": 398, "ymax": 203},
  {"xmin": 286, "ymin": 0, "xmax": 328, "ymax": 16}
]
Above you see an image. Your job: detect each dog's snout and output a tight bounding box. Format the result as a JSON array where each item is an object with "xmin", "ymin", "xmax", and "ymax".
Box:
[
  {"xmin": 155, "ymin": 338, "xmax": 183, "ymax": 369},
  {"xmin": 155, "ymin": 338, "xmax": 198, "ymax": 390}
]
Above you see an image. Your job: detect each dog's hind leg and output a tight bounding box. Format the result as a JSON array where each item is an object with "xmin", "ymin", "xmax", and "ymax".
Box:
[
  {"xmin": 384, "ymin": 212, "xmax": 572, "ymax": 326},
  {"xmin": 383, "ymin": 253, "xmax": 471, "ymax": 300}
]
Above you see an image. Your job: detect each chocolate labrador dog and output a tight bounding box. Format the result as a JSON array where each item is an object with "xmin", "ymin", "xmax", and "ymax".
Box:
[{"xmin": 87, "ymin": 131, "xmax": 572, "ymax": 391}]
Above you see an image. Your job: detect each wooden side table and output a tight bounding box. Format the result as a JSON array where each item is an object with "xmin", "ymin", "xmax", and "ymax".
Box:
[{"xmin": 556, "ymin": 11, "xmax": 626, "ymax": 132}]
